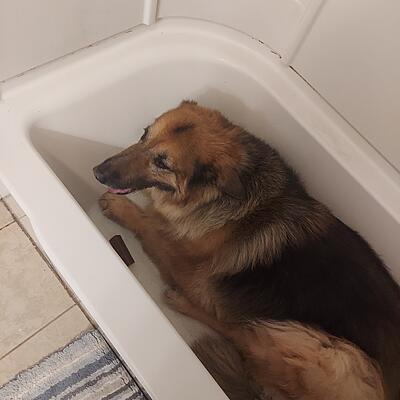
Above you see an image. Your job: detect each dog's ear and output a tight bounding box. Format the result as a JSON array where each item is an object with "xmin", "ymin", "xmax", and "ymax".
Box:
[{"xmin": 219, "ymin": 169, "xmax": 245, "ymax": 200}]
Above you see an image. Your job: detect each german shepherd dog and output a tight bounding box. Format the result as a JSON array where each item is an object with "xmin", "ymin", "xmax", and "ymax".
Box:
[{"xmin": 94, "ymin": 101, "xmax": 400, "ymax": 400}]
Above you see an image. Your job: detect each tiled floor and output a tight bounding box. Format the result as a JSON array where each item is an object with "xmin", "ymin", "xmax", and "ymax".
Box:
[{"xmin": 0, "ymin": 195, "xmax": 92, "ymax": 386}]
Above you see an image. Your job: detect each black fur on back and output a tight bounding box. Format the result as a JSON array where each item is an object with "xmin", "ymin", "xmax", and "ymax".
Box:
[{"xmin": 215, "ymin": 130, "xmax": 400, "ymax": 399}]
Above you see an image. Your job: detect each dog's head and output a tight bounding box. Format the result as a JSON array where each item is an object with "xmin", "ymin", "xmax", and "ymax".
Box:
[{"xmin": 93, "ymin": 101, "xmax": 246, "ymax": 202}]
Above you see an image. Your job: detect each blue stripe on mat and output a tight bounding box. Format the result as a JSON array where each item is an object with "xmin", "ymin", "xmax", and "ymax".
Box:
[
  {"xmin": 59, "ymin": 364, "xmax": 122, "ymax": 400},
  {"xmin": 0, "ymin": 330, "xmax": 147, "ymax": 400},
  {"xmin": 33, "ymin": 352, "xmax": 114, "ymax": 400}
]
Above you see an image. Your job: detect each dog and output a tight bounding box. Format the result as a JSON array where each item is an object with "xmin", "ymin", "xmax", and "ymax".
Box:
[{"xmin": 94, "ymin": 100, "xmax": 400, "ymax": 399}]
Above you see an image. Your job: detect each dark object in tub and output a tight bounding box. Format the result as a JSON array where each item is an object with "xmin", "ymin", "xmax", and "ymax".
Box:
[{"xmin": 109, "ymin": 235, "xmax": 135, "ymax": 266}]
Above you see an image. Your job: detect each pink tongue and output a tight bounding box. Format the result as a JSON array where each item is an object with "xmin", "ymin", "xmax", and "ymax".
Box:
[{"xmin": 107, "ymin": 187, "xmax": 131, "ymax": 194}]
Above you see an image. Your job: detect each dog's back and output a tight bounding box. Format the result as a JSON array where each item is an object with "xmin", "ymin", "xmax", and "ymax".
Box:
[{"xmin": 208, "ymin": 134, "xmax": 400, "ymax": 398}]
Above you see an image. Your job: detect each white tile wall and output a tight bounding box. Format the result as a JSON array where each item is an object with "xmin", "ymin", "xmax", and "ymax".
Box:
[
  {"xmin": 0, "ymin": 0, "xmax": 144, "ymax": 81},
  {"xmin": 292, "ymin": 0, "xmax": 400, "ymax": 171}
]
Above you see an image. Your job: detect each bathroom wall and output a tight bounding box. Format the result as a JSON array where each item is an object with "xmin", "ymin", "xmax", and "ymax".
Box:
[
  {"xmin": 292, "ymin": 0, "xmax": 400, "ymax": 172},
  {"xmin": 0, "ymin": 0, "xmax": 144, "ymax": 81},
  {"xmin": 0, "ymin": 0, "xmax": 320, "ymax": 82},
  {"xmin": 157, "ymin": 0, "xmax": 318, "ymax": 59}
]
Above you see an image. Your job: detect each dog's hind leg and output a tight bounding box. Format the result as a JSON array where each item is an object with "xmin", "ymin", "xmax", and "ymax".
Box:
[
  {"xmin": 165, "ymin": 289, "xmax": 385, "ymax": 400},
  {"xmin": 239, "ymin": 321, "xmax": 385, "ymax": 400},
  {"xmin": 165, "ymin": 288, "xmax": 260, "ymax": 400}
]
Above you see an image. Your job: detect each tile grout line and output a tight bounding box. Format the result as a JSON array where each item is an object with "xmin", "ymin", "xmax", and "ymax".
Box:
[
  {"xmin": 0, "ymin": 197, "xmax": 16, "ymax": 231},
  {"xmin": 0, "ymin": 198, "xmax": 96, "ymax": 370},
  {"xmin": 0, "ymin": 219, "xmax": 15, "ymax": 232},
  {"xmin": 0, "ymin": 304, "xmax": 76, "ymax": 362},
  {"xmin": 1, "ymin": 198, "xmax": 97, "ymax": 330},
  {"xmin": 1, "ymin": 199, "xmax": 78, "ymax": 301},
  {"xmin": 2, "ymin": 199, "xmax": 36, "ymax": 248}
]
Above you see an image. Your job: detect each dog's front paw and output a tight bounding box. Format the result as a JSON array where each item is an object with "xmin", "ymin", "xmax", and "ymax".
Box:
[
  {"xmin": 164, "ymin": 288, "xmax": 192, "ymax": 315},
  {"xmin": 99, "ymin": 192, "xmax": 139, "ymax": 224}
]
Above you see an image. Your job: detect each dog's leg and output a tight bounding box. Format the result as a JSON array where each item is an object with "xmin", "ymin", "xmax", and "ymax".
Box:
[
  {"xmin": 164, "ymin": 288, "xmax": 235, "ymax": 335},
  {"xmin": 99, "ymin": 192, "xmax": 181, "ymax": 284},
  {"xmin": 99, "ymin": 192, "xmax": 149, "ymax": 233},
  {"xmin": 165, "ymin": 288, "xmax": 263, "ymax": 399},
  {"xmin": 165, "ymin": 288, "xmax": 385, "ymax": 400}
]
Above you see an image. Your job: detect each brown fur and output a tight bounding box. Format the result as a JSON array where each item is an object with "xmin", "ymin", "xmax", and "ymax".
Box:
[
  {"xmin": 94, "ymin": 100, "xmax": 399, "ymax": 399},
  {"xmin": 168, "ymin": 289, "xmax": 384, "ymax": 400}
]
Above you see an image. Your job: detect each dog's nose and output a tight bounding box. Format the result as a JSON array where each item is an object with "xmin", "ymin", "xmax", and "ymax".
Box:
[{"xmin": 93, "ymin": 165, "xmax": 106, "ymax": 184}]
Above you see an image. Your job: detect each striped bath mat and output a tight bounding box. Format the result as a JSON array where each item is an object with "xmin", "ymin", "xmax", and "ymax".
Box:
[{"xmin": 0, "ymin": 330, "xmax": 147, "ymax": 400}]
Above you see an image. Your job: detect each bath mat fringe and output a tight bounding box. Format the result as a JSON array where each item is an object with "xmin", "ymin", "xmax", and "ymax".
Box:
[{"xmin": 0, "ymin": 329, "xmax": 147, "ymax": 400}]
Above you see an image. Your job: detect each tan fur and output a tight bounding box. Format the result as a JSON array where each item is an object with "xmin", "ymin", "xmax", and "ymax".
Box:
[{"xmin": 98, "ymin": 101, "xmax": 386, "ymax": 400}]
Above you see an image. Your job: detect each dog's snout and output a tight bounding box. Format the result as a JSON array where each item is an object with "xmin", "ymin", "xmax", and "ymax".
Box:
[
  {"xmin": 93, "ymin": 159, "xmax": 123, "ymax": 186},
  {"xmin": 93, "ymin": 163, "xmax": 107, "ymax": 184}
]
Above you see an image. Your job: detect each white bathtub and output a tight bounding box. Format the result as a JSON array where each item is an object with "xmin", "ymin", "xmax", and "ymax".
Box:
[{"xmin": 1, "ymin": 18, "xmax": 400, "ymax": 400}]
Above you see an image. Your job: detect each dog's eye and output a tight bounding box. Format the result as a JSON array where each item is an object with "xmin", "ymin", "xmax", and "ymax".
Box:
[
  {"xmin": 140, "ymin": 126, "xmax": 149, "ymax": 142},
  {"xmin": 154, "ymin": 154, "xmax": 171, "ymax": 171}
]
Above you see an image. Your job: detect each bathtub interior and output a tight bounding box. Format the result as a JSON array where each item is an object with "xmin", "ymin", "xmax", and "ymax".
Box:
[{"xmin": 29, "ymin": 54, "xmax": 400, "ymax": 346}]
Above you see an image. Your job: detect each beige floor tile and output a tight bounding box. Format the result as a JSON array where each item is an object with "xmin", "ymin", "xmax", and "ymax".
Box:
[
  {"xmin": 0, "ymin": 223, "xmax": 74, "ymax": 358},
  {"xmin": 0, "ymin": 305, "xmax": 92, "ymax": 386},
  {"xmin": 3, "ymin": 196, "xmax": 25, "ymax": 219},
  {"xmin": 0, "ymin": 202, "xmax": 13, "ymax": 230}
]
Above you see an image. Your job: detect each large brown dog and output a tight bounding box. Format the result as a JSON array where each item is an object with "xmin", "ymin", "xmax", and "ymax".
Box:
[{"xmin": 94, "ymin": 101, "xmax": 400, "ymax": 400}]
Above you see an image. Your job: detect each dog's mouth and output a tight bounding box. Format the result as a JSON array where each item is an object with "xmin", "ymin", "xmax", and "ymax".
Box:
[
  {"xmin": 106, "ymin": 187, "xmax": 134, "ymax": 195},
  {"xmin": 93, "ymin": 164, "xmax": 153, "ymax": 195}
]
